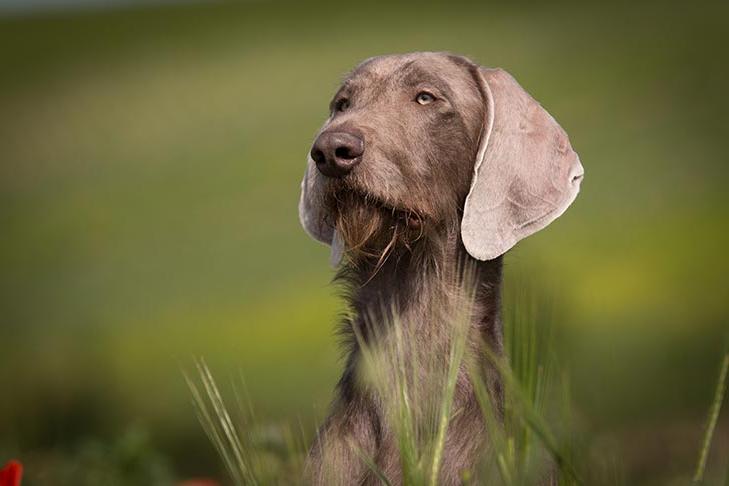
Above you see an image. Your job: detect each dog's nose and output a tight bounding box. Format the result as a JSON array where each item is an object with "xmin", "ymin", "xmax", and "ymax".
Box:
[{"xmin": 310, "ymin": 130, "xmax": 364, "ymax": 178}]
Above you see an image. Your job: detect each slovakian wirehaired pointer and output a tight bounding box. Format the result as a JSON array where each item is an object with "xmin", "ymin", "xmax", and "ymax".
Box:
[{"xmin": 298, "ymin": 52, "xmax": 583, "ymax": 485}]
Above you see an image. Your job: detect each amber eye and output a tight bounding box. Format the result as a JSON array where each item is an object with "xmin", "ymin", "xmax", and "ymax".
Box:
[
  {"xmin": 415, "ymin": 91, "xmax": 436, "ymax": 105},
  {"xmin": 335, "ymin": 98, "xmax": 350, "ymax": 112}
]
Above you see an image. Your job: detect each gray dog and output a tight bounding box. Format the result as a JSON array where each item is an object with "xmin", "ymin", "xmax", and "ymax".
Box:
[{"xmin": 299, "ymin": 52, "xmax": 583, "ymax": 485}]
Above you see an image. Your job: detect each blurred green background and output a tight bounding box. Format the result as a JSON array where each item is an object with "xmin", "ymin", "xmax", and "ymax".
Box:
[{"xmin": 1, "ymin": 0, "xmax": 727, "ymax": 484}]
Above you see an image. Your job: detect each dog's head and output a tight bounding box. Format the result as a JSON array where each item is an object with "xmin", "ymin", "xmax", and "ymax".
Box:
[{"xmin": 299, "ymin": 52, "xmax": 584, "ymax": 264}]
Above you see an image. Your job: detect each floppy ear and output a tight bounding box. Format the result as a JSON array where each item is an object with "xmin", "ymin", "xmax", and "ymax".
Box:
[
  {"xmin": 299, "ymin": 154, "xmax": 344, "ymax": 266},
  {"xmin": 461, "ymin": 68, "xmax": 584, "ymax": 261}
]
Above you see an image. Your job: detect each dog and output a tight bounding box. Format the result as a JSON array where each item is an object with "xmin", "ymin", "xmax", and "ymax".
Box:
[{"xmin": 299, "ymin": 52, "xmax": 583, "ymax": 485}]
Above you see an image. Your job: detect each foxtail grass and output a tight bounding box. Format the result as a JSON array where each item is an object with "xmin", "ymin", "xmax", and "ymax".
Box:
[
  {"xmin": 186, "ymin": 284, "xmax": 729, "ymax": 485},
  {"xmin": 184, "ymin": 358, "xmax": 307, "ymax": 486},
  {"xmin": 351, "ymin": 264, "xmax": 476, "ymax": 486}
]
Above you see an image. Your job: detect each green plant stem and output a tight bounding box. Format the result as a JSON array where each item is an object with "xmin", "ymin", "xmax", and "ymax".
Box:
[
  {"xmin": 693, "ymin": 351, "xmax": 729, "ymax": 483},
  {"xmin": 428, "ymin": 312, "xmax": 470, "ymax": 486}
]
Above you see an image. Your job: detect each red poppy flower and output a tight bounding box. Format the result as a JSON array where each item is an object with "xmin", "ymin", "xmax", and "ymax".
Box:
[{"xmin": 0, "ymin": 460, "xmax": 22, "ymax": 486}]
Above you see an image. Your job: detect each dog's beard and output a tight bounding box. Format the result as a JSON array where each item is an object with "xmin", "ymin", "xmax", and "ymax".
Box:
[{"xmin": 323, "ymin": 185, "xmax": 425, "ymax": 263}]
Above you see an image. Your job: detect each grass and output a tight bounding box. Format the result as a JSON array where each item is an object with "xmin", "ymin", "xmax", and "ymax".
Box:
[
  {"xmin": 184, "ymin": 358, "xmax": 308, "ymax": 486},
  {"xmin": 186, "ymin": 276, "xmax": 729, "ymax": 485},
  {"xmin": 185, "ymin": 359, "xmax": 252, "ymax": 485},
  {"xmin": 349, "ymin": 268, "xmax": 476, "ymax": 486},
  {"xmin": 694, "ymin": 351, "xmax": 729, "ymax": 484}
]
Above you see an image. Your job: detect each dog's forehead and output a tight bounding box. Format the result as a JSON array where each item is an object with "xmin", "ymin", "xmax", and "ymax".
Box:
[{"xmin": 346, "ymin": 53, "xmax": 467, "ymax": 89}]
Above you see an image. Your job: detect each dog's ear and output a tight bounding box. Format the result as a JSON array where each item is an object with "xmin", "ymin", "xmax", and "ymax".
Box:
[
  {"xmin": 299, "ymin": 154, "xmax": 343, "ymax": 266},
  {"xmin": 461, "ymin": 67, "xmax": 584, "ymax": 261}
]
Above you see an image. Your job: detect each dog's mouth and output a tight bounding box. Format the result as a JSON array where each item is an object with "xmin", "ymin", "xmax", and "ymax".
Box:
[
  {"xmin": 349, "ymin": 188, "xmax": 423, "ymax": 228},
  {"xmin": 323, "ymin": 184, "xmax": 425, "ymax": 260}
]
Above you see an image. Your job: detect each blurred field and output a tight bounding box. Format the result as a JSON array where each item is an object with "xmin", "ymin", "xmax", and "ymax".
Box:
[{"xmin": 1, "ymin": 1, "xmax": 728, "ymax": 484}]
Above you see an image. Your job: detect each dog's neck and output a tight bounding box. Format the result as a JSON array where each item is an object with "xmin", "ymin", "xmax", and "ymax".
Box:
[{"xmin": 337, "ymin": 224, "xmax": 503, "ymax": 347}]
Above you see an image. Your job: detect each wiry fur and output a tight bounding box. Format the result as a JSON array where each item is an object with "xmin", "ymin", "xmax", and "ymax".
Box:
[{"xmin": 306, "ymin": 53, "xmax": 505, "ymax": 485}]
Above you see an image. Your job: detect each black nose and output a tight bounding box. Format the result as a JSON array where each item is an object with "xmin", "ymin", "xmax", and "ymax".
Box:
[{"xmin": 310, "ymin": 129, "xmax": 364, "ymax": 178}]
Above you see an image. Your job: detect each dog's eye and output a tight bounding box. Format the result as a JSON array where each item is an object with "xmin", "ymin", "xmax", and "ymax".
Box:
[
  {"xmin": 335, "ymin": 98, "xmax": 350, "ymax": 112},
  {"xmin": 415, "ymin": 91, "xmax": 436, "ymax": 105}
]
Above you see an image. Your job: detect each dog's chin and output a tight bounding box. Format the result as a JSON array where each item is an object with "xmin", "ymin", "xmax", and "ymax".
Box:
[{"xmin": 323, "ymin": 185, "xmax": 425, "ymax": 260}]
